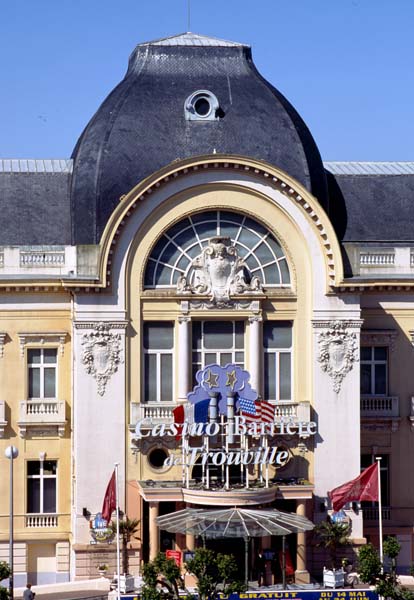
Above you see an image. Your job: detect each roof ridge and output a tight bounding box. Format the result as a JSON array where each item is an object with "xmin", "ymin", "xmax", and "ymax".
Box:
[
  {"xmin": 0, "ymin": 159, "xmax": 73, "ymax": 173},
  {"xmin": 324, "ymin": 161, "xmax": 414, "ymax": 175},
  {"xmin": 137, "ymin": 32, "xmax": 247, "ymax": 48}
]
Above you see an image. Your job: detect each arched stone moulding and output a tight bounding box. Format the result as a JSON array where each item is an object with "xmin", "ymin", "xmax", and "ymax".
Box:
[{"xmin": 99, "ymin": 155, "xmax": 343, "ymax": 294}]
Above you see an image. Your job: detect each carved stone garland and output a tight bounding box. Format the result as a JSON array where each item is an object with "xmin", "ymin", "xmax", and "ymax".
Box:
[
  {"xmin": 81, "ymin": 323, "xmax": 123, "ymax": 396},
  {"xmin": 316, "ymin": 321, "xmax": 359, "ymax": 394}
]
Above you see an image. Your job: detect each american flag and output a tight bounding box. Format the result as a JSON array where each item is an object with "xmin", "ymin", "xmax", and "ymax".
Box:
[
  {"xmin": 239, "ymin": 398, "xmax": 260, "ymax": 422},
  {"xmin": 259, "ymin": 401, "xmax": 275, "ymax": 423}
]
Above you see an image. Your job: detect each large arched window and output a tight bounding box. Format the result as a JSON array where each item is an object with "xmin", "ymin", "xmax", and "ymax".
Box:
[{"xmin": 144, "ymin": 210, "xmax": 290, "ymax": 288}]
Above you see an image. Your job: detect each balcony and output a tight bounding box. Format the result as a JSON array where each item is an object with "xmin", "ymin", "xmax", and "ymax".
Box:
[
  {"xmin": 361, "ymin": 396, "xmax": 400, "ymax": 432},
  {"xmin": 362, "ymin": 506, "xmax": 391, "ymax": 522},
  {"xmin": 0, "ymin": 400, "xmax": 7, "ymax": 437},
  {"xmin": 130, "ymin": 400, "xmax": 310, "ymax": 427},
  {"xmin": 25, "ymin": 514, "xmax": 58, "ymax": 528},
  {"xmin": 18, "ymin": 399, "xmax": 66, "ymax": 438},
  {"xmin": 130, "ymin": 402, "xmax": 175, "ymax": 425}
]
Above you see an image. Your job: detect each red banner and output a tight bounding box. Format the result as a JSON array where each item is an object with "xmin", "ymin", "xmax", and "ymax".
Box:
[
  {"xmin": 101, "ymin": 470, "xmax": 116, "ymax": 523},
  {"xmin": 328, "ymin": 462, "xmax": 379, "ymax": 512},
  {"xmin": 166, "ymin": 549, "xmax": 181, "ymax": 566}
]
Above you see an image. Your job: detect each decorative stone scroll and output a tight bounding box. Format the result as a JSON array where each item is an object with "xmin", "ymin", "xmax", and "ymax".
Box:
[
  {"xmin": 177, "ymin": 236, "xmax": 262, "ymax": 304},
  {"xmin": 314, "ymin": 320, "xmax": 360, "ymax": 394},
  {"xmin": 80, "ymin": 323, "xmax": 123, "ymax": 396}
]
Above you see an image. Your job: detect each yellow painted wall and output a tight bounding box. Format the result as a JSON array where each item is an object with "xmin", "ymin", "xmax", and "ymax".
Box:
[
  {"xmin": 0, "ymin": 298, "xmax": 72, "ymax": 543},
  {"xmin": 361, "ymin": 296, "xmax": 414, "ymax": 524}
]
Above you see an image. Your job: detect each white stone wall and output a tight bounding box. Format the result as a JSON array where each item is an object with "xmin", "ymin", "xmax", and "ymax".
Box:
[{"xmin": 72, "ymin": 319, "xmax": 126, "ymax": 545}]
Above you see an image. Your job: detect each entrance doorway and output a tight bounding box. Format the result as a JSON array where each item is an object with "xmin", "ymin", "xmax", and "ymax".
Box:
[{"xmin": 204, "ymin": 537, "xmax": 249, "ymax": 581}]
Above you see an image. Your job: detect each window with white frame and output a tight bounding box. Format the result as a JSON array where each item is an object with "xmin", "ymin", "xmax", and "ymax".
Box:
[
  {"xmin": 264, "ymin": 321, "xmax": 292, "ymax": 401},
  {"xmin": 144, "ymin": 211, "xmax": 290, "ymax": 288},
  {"xmin": 144, "ymin": 322, "xmax": 174, "ymax": 402},
  {"xmin": 360, "ymin": 346, "xmax": 387, "ymax": 395},
  {"xmin": 28, "ymin": 348, "xmax": 57, "ymax": 399},
  {"xmin": 27, "ymin": 460, "xmax": 57, "ymax": 514},
  {"xmin": 192, "ymin": 321, "xmax": 244, "ymax": 383}
]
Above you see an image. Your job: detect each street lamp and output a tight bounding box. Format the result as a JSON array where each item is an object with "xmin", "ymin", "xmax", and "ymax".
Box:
[{"xmin": 5, "ymin": 446, "xmax": 18, "ymax": 600}]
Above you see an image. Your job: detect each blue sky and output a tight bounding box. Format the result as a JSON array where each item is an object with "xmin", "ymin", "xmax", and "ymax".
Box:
[{"xmin": 1, "ymin": 0, "xmax": 413, "ymax": 160}]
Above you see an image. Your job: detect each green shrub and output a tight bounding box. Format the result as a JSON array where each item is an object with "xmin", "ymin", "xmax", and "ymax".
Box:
[
  {"xmin": 0, "ymin": 561, "xmax": 10, "ymax": 600},
  {"xmin": 358, "ymin": 544, "xmax": 381, "ymax": 584}
]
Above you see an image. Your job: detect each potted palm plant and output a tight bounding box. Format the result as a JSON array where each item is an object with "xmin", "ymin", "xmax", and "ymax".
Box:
[
  {"xmin": 111, "ymin": 516, "xmax": 140, "ymax": 593},
  {"xmin": 97, "ymin": 563, "xmax": 109, "ymax": 577},
  {"xmin": 314, "ymin": 516, "xmax": 351, "ymax": 588}
]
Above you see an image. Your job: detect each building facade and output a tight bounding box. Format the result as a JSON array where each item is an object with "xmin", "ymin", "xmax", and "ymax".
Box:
[{"xmin": 1, "ymin": 33, "xmax": 414, "ymax": 584}]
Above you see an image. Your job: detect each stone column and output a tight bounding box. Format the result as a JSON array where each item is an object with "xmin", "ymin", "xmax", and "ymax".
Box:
[
  {"xmin": 175, "ymin": 502, "xmax": 186, "ymax": 552},
  {"xmin": 248, "ymin": 315, "xmax": 262, "ymax": 395},
  {"xmin": 295, "ymin": 500, "xmax": 310, "ymax": 584},
  {"xmin": 185, "ymin": 534, "xmax": 195, "ymax": 551},
  {"xmin": 178, "ymin": 316, "xmax": 191, "ymax": 402},
  {"xmin": 149, "ymin": 502, "xmax": 160, "ymax": 560}
]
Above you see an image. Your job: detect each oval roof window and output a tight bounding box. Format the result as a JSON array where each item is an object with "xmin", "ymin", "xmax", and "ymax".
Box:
[{"xmin": 184, "ymin": 90, "xmax": 219, "ymax": 121}]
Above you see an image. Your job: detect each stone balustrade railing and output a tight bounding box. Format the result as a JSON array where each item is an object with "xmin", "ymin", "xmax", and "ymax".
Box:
[
  {"xmin": 360, "ymin": 395, "xmax": 399, "ymax": 417},
  {"xmin": 20, "ymin": 399, "xmax": 66, "ymax": 420},
  {"xmin": 20, "ymin": 250, "xmax": 65, "ymax": 267},
  {"xmin": 362, "ymin": 506, "xmax": 391, "ymax": 521},
  {"xmin": 130, "ymin": 400, "xmax": 310, "ymax": 426},
  {"xmin": 0, "ymin": 400, "xmax": 6, "ymax": 437},
  {"xmin": 360, "ymin": 252, "xmax": 395, "ymax": 266},
  {"xmin": 25, "ymin": 514, "xmax": 58, "ymax": 528},
  {"xmin": 18, "ymin": 399, "xmax": 66, "ymax": 438}
]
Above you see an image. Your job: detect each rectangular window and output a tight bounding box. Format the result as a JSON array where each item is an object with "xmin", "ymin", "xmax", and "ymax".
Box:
[
  {"xmin": 264, "ymin": 321, "xmax": 292, "ymax": 401},
  {"xmin": 360, "ymin": 346, "xmax": 387, "ymax": 395},
  {"xmin": 144, "ymin": 322, "xmax": 174, "ymax": 402},
  {"xmin": 192, "ymin": 321, "xmax": 244, "ymax": 383},
  {"xmin": 27, "ymin": 460, "xmax": 57, "ymax": 514},
  {"xmin": 28, "ymin": 348, "xmax": 57, "ymax": 399}
]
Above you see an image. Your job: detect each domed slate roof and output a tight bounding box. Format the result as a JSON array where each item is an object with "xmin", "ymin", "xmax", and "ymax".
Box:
[{"xmin": 70, "ymin": 33, "xmax": 328, "ymax": 244}]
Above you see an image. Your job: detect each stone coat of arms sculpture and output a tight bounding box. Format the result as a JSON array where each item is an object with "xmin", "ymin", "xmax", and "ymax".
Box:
[
  {"xmin": 81, "ymin": 323, "xmax": 123, "ymax": 396},
  {"xmin": 177, "ymin": 236, "xmax": 262, "ymax": 304},
  {"xmin": 317, "ymin": 321, "xmax": 358, "ymax": 394}
]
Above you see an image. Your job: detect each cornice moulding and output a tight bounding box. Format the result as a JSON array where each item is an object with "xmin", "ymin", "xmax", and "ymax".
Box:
[
  {"xmin": 74, "ymin": 321, "xmax": 128, "ymax": 330},
  {"xmin": 17, "ymin": 332, "xmax": 68, "ymax": 357}
]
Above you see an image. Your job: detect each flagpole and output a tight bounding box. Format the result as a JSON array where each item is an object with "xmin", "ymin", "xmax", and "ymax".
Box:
[
  {"xmin": 114, "ymin": 463, "xmax": 121, "ymax": 600},
  {"xmin": 376, "ymin": 456, "xmax": 383, "ymax": 567}
]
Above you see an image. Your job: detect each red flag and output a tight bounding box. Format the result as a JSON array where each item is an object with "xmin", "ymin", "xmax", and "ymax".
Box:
[
  {"xmin": 173, "ymin": 404, "xmax": 185, "ymax": 440},
  {"xmin": 101, "ymin": 470, "xmax": 116, "ymax": 524},
  {"xmin": 328, "ymin": 462, "xmax": 378, "ymax": 512}
]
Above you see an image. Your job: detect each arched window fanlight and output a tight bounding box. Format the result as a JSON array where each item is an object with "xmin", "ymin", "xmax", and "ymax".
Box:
[{"xmin": 144, "ymin": 211, "xmax": 290, "ymax": 289}]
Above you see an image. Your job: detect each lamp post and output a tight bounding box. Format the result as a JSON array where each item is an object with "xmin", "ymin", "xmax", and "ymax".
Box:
[{"xmin": 5, "ymin": 445, "xmax": 18, "ymax": 600}]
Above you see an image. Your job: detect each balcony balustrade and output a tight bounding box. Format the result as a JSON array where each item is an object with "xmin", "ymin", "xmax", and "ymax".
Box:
[
  {"xmin": 360, "ymin": 251, "xmax": 395, "ymax": 267},
  {"xmin": 18, "ymin": 399, "xmax": 66, "ymax": 438},
  {"xmin": 0, "ymin": 400, "xmax": 7, "ymax": 437},
  {"xmin": 360, "ymin": 395, "xmax": 399, "ymax": 417},
  {"xmin": 362, "ymin": 506, "xmax": 391, "ymax": 521},
  {"xmin": 25, "ymin": 514, "xmax": 58, "ymax": 528},
  {"xmin": 130, "ymin": 400, "xmax": 310, "ymax": 427}
]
